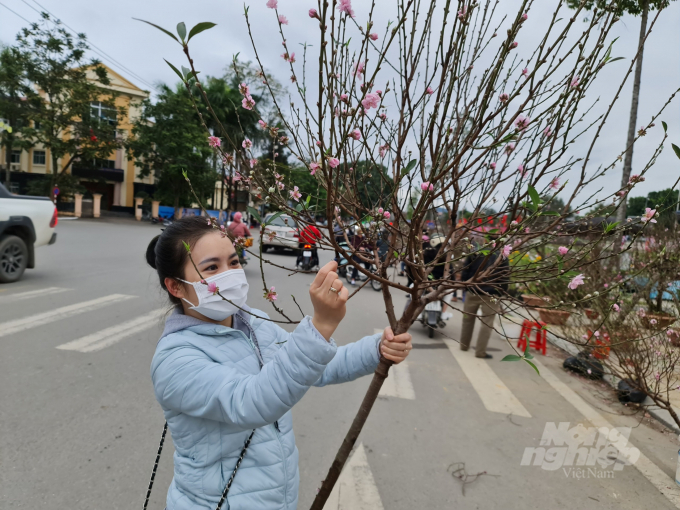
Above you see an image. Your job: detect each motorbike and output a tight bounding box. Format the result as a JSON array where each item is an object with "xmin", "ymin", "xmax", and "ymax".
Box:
[
  {"xmin": 298, "ymin": 243, "xmax": 316, "ymax": 271},
  {"xmin": 335, "ymin": 241, "xmax": 350, "ymax": 277},
  {"xmin": 420, "ymin": 299, "xmax": 446, "ymax": 338}
]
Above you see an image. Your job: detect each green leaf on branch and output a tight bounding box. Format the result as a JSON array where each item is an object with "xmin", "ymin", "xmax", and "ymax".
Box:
[
  {"xmin": 265, "ymin": 211, "xmax": 283, "ymax": 225},
  {"xmin": 524, "ymin": 359, "xmax": 540, "ymax": 375},
  {"xmin": 528, "ymin": 185, "xmax": 541, "ymax": 209},
  {"xmin": 176, "ymin": 22, "xmax": 187, "ymax": 42},
  {"xmin": 182, "ymin": 241, "xmax": 191, "ymax": 253},
  {"xmin": 604, "ymin": 221, "xmax": 619, "ymax": 233},
  {"xmin": 305, "ymin": 195, "xmax": 311, "ymax": 207},
  {"xmin": 501, "ymin": 354, "xmax": 522, "ymax": 362},
  {"xmin": 540, "ymin": 211, "xmax": 560, "ymax": 216},
  {"xmin": 247, "ymin": 206, "xmax": 261, "ymax": 224},
  {"xmin": 188, "ymin": 22, "xmax": 216, "ymax": 42},
  {"xmin": 164, "ymin": 59, "xmax": 185, "ymax": 81},
  {"xmin": 295, "ymin": 203, "xmax": 303, "ymax": 212},
  {"xmin": 673, "ymin": 143, "xmax": 680, "ymax": 160},
  {"xmin": 181, "ymin": 66, "xmax": 192, "ymax": 79},
  {"xmin": 133, "ymin": 19, "xmax": 180, "ymax": 44},
  {"xmin": 401, "ymin": 159, "xmax": 417, "ymax": 177},
  {"xmin": 662, "ymin": 121, "xmax": 668, "ymax": 133}
]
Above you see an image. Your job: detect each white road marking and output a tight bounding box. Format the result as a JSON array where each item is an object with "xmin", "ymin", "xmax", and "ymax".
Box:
[
  {"xmin": 444, "ymin": 339, "xmax": 532, "ymax": 418},
  {"xmin": 0, "ymin": 287, "xmax": 70, "ymax": 303},
  {"xmin": 375, "ymin": 328, "xmax": 416, "ymax": 400},
  {"xmin": 533, "ymin": 359, "xmax": 680, "ymax": 508},
  {"xmin": 324, "ymin": 443, "xmax": 384, "ymax": 510},
  {"xmin": 56, "ymin": 308, "xmax": 166, "ymax": 352},
  {"xmin": 0, "ymin": 294, "xmax": 135, "ymax": 339}
]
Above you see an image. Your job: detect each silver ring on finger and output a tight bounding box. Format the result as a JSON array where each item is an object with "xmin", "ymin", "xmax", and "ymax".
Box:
[{"xmin": 330, "ymin": 287, "xmax": 338, "ymax": 293}]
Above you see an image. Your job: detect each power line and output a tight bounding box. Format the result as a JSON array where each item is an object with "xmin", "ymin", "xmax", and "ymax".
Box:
[
  {"xmin": 22, "ymin": 0, "xmax": 157, "ymax": 91},
  {"xmin": 0, "ymin": 1, "xmax": 32, "ymax": 24}
]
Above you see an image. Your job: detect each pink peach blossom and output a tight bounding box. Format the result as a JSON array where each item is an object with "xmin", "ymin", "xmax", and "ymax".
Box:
[
  {"xmin": 309, "ymin": 162, "xmax": 320, "ymax": 175},
  {"xmin": 266, "ymin": 0, "xmax": 277, "ymax": 8},
  {"xmin": 338, "ymin": 0, "xmax": 355, "ymax": 17},
  {"xmin": 568, "ymin": 274, "xmax": 585, "ymax": 290},
  {"xmin": 421, "ymin": 181, "xmax": 434, "ymax": 192},
  {"xmin": 362, "ymin": 92, "xmax": 380, "ymax": 110},
  {"xmin": 558, "ymin": 246, "xmax": 568, "ymax": 255},
  {"xmin": 278, "ymin": 15, "xmax": 289, "ymax": 25},
  {"xmin": 502, "ymin": 245, "xmax": 512, "ymax": 258},
  {"xmin": 328, "ymin": 157, "xmax": 340, "ymax": 168},
  {"xmin": 350, "ymin": 128, "xmax": 361, "ymax": 141},
  {"xmin": 426, "ymin": 86, "xmax": 434, "ymax": 95},
  {"xmin": 369, "ymin": 33, "xmax": 379, "ymax": 41},
  {"xmin": 208, "ymin": 136, "xmax": 221, "ymax": 148},
  {"xmin": 290, "ymin": 186, "xmax": 302, "ymax": 202},
  {"xmin": 265, "ymin": 286, "xmax": 277, "ymax": 301},
  {"xmin": 308, "ymin": 8, "xmax": 318, "ymax": 18}
]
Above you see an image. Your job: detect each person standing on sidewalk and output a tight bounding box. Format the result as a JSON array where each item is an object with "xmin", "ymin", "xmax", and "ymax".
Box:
[{"xmin": 459, "ymin": 245, "xmax": 510, "ymax": 358}]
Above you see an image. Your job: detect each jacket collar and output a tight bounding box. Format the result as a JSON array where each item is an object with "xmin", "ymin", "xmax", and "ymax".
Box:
[{"xmin": 160, "ymin": 305, "xmax": 254, "ymax": 340}]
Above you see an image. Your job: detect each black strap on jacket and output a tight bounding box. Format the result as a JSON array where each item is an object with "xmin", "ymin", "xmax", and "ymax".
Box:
[{"xmin": 143, "ymin": 312, "xmax": 263, "ymax": 510}]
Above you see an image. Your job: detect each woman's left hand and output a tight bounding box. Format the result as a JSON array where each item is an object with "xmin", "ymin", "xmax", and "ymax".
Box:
[{"xmin": 379, "ymin": 327, "xmax": 413, "ymax": 364}]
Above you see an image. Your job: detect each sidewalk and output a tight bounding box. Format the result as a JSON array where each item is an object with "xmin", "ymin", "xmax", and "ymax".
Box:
[{"xmin": 498, "ymin": 305, "xmax": 680, "ymax": 435}]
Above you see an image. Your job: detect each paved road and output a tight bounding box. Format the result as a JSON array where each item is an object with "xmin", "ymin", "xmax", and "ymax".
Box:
[{"xmin": 2, "ymin": 218, "xmax": 680, "ymax": 509}]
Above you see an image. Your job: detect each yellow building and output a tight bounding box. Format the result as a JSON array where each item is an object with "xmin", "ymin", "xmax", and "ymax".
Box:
[{"xmin": 0, "ymin": 64, "xmax": 152, "ymax": 210}]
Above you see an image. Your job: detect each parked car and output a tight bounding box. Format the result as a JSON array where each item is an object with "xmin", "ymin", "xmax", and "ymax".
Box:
[
  {"xmin": 0, "ymin": 183, "xmax": 58, "ymax": 283},
  {"xmin": 262, "ymin": 213, "xmax": 299, "ymax": 252}
]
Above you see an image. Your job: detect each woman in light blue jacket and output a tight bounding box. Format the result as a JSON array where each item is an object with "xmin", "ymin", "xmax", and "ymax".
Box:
[{"xmin": 145, "ymin": 217, "xmax": 412, "ymax": 510}]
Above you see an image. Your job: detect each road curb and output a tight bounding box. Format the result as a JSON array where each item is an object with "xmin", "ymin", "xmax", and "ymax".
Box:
[{"xmin": 545, "ymin": 329, "xmax": 680, "ymax": 435}]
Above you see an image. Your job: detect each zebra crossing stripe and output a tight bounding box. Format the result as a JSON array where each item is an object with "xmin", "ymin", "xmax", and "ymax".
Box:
[
  {"xmin": 56, "ymin": 308, "xmax": 166, "ymax": 352},
  {"xmin": 0, "ymin": 287, "xmax": 70, "ymax": 303},
  {"xmin": 444, "ymin": 339, "xmax": 531, "ymax": 418},
  {"xmin": 324, "ymin": 443, "xmax": 384, "ymax": 510},
  {"xmin": 0, "ymin": 294, "xmax": 135, "ymax": 339}
]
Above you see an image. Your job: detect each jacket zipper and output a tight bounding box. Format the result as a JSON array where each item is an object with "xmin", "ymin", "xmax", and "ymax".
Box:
[
  {"xmin": 274, "ymin": 423, "xmax": 288, "ymax": 508},
  {"xmin": 238, "ymin": 329, "xmax": 288, "ymax": 506}
]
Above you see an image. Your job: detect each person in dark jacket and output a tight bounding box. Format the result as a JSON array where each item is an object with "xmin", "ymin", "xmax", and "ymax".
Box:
[{"xmin": 459, "ymin": 247, "xmax": 510, "ymax": 358}]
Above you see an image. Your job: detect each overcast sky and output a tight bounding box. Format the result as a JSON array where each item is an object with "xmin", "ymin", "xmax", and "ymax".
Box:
[{"xmin": 1, "ymin": 0, "xmax": 679, "ymax": 206}]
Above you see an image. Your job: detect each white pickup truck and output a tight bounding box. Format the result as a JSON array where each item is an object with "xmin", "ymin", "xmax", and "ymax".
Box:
[{"xmin": 0, "ymin": 182, "xmax": 57, "ymax": 283}]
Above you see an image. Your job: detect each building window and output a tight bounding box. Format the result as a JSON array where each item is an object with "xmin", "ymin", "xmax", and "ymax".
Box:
[
  {"xmin": 33, "ymin": 150, "xmax": 46, "ymax": 165},
  {"xmin": 99, "ymin": 159, "xmax": 116, "ymax": 169},
  {"xmin": 10, "ymin": 150, "xmax": 21, "ymax": 163},
  {"xmin": 90, "ymin": 101, "xmax": 117, "ymax": 127}
]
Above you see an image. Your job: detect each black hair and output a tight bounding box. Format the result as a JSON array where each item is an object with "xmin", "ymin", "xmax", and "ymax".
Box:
[{"xmin": 146, "ymin": 216, "xmax": 215, "ymax": 306}]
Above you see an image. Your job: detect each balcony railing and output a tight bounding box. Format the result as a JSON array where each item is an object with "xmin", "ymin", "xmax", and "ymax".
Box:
[{"xmin": 72, "ymin": 166, "xmax": 124, "ymax": 182}]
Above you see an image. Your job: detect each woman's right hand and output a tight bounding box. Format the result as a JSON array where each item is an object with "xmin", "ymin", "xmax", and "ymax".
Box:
[{"xmin": 310, "ymin": 261, "xmax": 348, "ymax": 341}]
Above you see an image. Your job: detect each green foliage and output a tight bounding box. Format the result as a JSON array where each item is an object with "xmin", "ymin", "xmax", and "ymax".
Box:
[
  {"xmin": 566, "ymin": 0, "xmax": 673, "ymax": 16},
  {"xmin": 15, "ymin": 13, "xmax": 125, "ymax": 183},
  {"xmin": 127, "ymin": 84, "xmax": 216, "ymax": 210},
  {"xmin": 352, "ymin": 160, "xmax": 392, "ymax": 210},
  {"xmin": 628, "ymin": 188, "xmax": 678, "ymax": 224},
  {"xmin": 0, "ymin": 45, "xmax": 37, "ymax": 184},
  {"xmin": 627, "ymin": 196, "xmax": 647, "ymax": 217}
]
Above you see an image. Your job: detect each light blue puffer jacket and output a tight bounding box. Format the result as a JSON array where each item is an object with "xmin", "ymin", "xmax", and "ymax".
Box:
[{"xmin": 150, "ymin": 306, "xmax": 381, "ymax": 510}]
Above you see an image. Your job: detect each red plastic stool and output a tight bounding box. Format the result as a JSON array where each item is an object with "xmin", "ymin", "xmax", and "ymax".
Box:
[{"xmin": 517, "ymin": 319, "xmax": 547, "ymax": 355}]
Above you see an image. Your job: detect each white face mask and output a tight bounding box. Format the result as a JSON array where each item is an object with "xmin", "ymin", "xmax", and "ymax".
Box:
[{"xmin": 180, "ymin": 269, "xmax": 249, "ymax": 321}]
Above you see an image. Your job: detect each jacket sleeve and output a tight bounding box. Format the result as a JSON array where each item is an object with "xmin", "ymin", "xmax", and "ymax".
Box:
[
  {"xmin": 151, "ymin": 316, "xmax": 336, "ymax": 429},
  {"xmin": 314, "ymin": 333, "xmax": 381, "ymax": 387}
]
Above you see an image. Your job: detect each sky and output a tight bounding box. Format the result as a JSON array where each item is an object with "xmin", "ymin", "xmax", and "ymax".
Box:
[{"xmin": 1, "ymin": 0, "xmax": 679, "ymax": 206}]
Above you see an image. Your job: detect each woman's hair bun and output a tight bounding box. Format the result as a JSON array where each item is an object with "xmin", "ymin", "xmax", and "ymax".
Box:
[{"xmin": 146, "ymin": 235, "xmax": 160, "ymax": 269}]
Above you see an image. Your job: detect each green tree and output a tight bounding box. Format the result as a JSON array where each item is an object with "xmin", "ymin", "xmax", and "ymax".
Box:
[
  {"xmin": 127, "ymin": 84, "xmax": 216, "ymax": 215},
  {"xmin": 17, "ymin": 13, "xmax": 125, "ymax": 196},
  {"xmin": 194, "ymin": 75, "xmax": 264, "ymax": 211},
  {"xmin": 0, "ymin": 45, "xmax": 37, "ymax": 187},
  {"xmin": 647, "ymin": 188, "xmax": 679, "ymax": 226},
  {"xmin": 627, "ymin": 195, "xmax": 647, "ymax": 216},
  {"xmin": 568, "ymin": 0, "xmax": 674, "ymax": 224}
]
